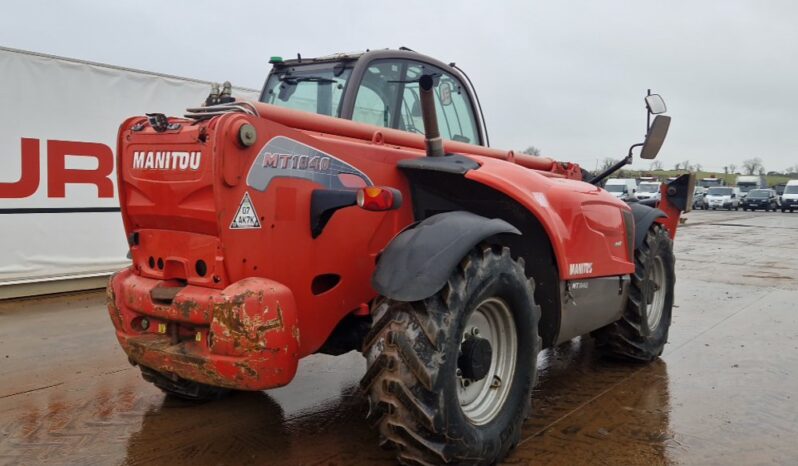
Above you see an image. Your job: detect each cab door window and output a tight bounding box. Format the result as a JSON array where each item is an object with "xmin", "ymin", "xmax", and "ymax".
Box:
[
  {"xmin": 351, "ymin": 59, "xmax": 480, "ymax": 144},
  {"xmin": 400, "ymin": 63, "xmax": 479, "ymax": 144},
  {"xmin": 352, "ymin": 61, "xmax": 402, "ymax": 128}
]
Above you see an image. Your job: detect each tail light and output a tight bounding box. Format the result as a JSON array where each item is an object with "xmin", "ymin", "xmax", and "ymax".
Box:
[{"xmin": 357, "ymin": 187, "xmax": 402, "ymax": 211}]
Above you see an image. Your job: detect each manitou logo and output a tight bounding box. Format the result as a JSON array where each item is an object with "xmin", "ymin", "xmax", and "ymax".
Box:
[
  {"xmin": 132, "ymin": 151, "xmax": 202, "ymax": 170},
  {"xmin": 569, "ymin": 262, "xmax": 593, "ymax": 275}
]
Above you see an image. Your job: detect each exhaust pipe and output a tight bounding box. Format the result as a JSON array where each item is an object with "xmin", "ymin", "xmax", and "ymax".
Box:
[{"xmin": 419, "ymin": 75, "xmax": 444, "ymax": 157}]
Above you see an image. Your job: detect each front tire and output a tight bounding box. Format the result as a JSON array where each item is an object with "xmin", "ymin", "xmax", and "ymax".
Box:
[
  {"xmin": 595, "ymin": 224, "xmax": 675, "ymax": 361},
  {"xmin": 361, "ymin": 245, "xmax": 540, "ymax": 465}
]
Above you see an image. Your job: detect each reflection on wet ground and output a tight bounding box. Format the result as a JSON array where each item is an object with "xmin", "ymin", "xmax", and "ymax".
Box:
[{"xmin": 2, "ymin": 209, "xmax": 798, "ymax": 465}]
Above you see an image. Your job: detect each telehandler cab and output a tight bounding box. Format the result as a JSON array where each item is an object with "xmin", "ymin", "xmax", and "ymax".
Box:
[{"xmin": 107, "ymin": 48, "xmax": 692, "ymax": 465}]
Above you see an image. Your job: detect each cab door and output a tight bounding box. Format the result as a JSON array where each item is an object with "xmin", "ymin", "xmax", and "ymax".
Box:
[{"xmin": 348, "ymin": 58, "xmax": 482, "ymax": 146}]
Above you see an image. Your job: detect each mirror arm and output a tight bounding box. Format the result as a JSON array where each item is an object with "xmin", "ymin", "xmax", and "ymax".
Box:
[
  {"xmin": 627, "ymin": 142, "xmax": 644, "ymax": 158},
  {"xmin": 589, "ymin": 146, "xmax": 639, "ymax": 186}
]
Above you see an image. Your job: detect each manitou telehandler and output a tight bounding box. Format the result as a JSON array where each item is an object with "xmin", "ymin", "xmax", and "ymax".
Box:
[{"xmin": 107, "ymin": 48, "xmax": 693, "ymax": 465}]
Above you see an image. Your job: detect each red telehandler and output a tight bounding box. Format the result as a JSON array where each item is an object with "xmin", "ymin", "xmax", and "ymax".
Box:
[{"xmin": 107, "ymin": 49, "xmax": 693, "ymax": 465}]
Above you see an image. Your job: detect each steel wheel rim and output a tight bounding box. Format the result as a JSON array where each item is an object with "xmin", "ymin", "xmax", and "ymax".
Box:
[
  {"xmin": 457, "ymin": 297, "xmax": 517, "ymax": 425},
  {"xmin": 646, "ymin": 256, "xmax": 666, "ymax": 330}
]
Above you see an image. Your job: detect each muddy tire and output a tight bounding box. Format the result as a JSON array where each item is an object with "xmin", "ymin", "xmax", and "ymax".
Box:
[
  {"xmin": 361, "ymin": 244, "xmax": 540, "ymax": 465},
  {"xmin": 140, "ymin": 365, "xmax": 231, "ymax": 402},
  {"xmin": 594, "ymin": 224, "xmax": 675, "ymax": 361}
]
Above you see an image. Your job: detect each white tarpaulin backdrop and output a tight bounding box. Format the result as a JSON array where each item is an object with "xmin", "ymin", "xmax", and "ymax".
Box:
[{"xmin": 0, "ymin": 46, "xmax": 258, "ymax": 286}]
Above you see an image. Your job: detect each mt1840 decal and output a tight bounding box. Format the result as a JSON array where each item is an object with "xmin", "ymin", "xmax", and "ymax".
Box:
[{"xmin": 246, "ymin": 136, "xmax": 371, "ymax": 191}]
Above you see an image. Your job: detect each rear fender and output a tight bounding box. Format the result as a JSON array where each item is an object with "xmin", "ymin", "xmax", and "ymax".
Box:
[{"xmin": 372, "ymin": 211, "xmax": 520, "ymax": 302}]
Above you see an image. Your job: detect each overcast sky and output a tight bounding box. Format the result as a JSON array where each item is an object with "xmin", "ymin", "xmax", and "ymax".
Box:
[{"xmin": 2, "ymin": 1, "xmax": 796, "ymax": 172}]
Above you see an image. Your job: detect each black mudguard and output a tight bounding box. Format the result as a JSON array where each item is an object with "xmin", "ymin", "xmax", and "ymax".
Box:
[
  {"xmin": 372, "ymin": 211, "xmax": 520, "ymax": 302},
  {"xmin": 629, "ymin": 203, "xmax": 666, "ymax": 249}
]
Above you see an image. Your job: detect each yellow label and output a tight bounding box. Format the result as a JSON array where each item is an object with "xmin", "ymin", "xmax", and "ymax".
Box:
[
  {"xmin": 157, "ymin": 323, "xmax": 167, "ymax": 334},
  {"xmin": 195, "ymin": 332, "xmax": 202, "ymax": 342}
]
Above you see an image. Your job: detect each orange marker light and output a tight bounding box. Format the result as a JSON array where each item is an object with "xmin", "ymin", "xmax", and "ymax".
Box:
[{"xmin": 357, "ymin": 186, "xmax": 402, "ymax": 211}]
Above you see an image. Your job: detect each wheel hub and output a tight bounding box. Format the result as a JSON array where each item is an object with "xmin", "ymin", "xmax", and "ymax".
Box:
[
  {"xmin": 457, "ymin": 297, "xmax": 517, "ymax": 425},
  {"xmin": 643, "ymin": 255, "xmax": 666, "ymax": 332},
  {"xmin": 458, "ymin": 336, "xmax": 492, "ymax": 381}
]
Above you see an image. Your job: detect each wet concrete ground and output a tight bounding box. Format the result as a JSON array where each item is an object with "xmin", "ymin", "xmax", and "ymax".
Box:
[{"xmin": 1, "ymin": 209, "xmax": 797, "ymax": 465}]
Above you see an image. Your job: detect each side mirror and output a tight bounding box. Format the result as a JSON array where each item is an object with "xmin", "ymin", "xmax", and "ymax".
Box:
[
  {"xmin": 640, "ymin": 115, "xmax": 671, "ymax": 159},
  {"xmin": 645, "ymin": 94, "xmax": 667, "ymax": 115}
]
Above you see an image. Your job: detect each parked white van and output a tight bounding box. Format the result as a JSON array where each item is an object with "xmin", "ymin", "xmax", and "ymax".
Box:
[
  {"xmin": 704, "ymin": 186, "xmax": 741, "ymax": 210},
  {"xmin": 605, "ymin": 178, "xmax": 638, "ymax": 201},
  {"xmin": 781, "ymin": 180, "xmax": 798, "ymax": 212},
  {"xmin": 636, "ymin": 181, "xmax": 662, "ymax": 201}
]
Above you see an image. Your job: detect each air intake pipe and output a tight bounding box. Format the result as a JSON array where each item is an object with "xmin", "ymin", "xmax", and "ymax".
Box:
[{"xmin": 419, "ymin": 74, "xmax": 444, "ymax": 157}]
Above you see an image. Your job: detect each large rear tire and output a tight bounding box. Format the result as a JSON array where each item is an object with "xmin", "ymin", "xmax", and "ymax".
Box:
[
  {"xmin": 139, "ymin": 365, "xmax": 231, "ymax": 402},
  {"xmin": 595, "ymin": 224, "xmax": 675, "ymax": 361},
  {"xmin": 361, "ymin": 244, "xmax": 540, "ymax": 465}
]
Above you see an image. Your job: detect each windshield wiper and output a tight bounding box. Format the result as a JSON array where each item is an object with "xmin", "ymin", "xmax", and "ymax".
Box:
[{"xmin": 278, "ymin": 75, "xmax": 337, "ymax": 85}]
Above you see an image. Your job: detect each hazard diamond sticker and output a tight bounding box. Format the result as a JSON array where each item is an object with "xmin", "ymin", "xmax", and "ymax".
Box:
[{"xmin": 230, "ymin": 192, "xmax": 261, "ymax": 229}]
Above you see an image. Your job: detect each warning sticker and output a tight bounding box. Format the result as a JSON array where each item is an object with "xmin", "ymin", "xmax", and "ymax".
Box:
[{"xmin": 230, "ymin": 192, "xmax": 261, "ymax": 229}]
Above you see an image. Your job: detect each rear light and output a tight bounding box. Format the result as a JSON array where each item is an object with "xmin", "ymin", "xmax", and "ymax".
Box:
[{"xmin": 356, "ymin": 186, "xmax": 403, "ymax": 211}]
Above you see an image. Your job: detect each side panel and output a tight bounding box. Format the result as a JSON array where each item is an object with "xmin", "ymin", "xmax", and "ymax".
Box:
[
  {"xmin": 212, "ymin": 117, "xmax": 417, "ymax": 356},
  {"xmin": 464, "ymin": 157, "xmax": 635, "ymax": 280},
  {"xmin": 556, "ymin": 276, "xmax": 629, "ymax": 344}
]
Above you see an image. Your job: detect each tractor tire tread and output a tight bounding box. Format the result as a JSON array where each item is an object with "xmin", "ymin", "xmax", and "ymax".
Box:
[
  {"xmin": 594, "ymin": 224, "xmax": 675, "ymax": 362},
  {"xmin": 362, "ymin": 244, "xmax": 539, "ymax": 465}
]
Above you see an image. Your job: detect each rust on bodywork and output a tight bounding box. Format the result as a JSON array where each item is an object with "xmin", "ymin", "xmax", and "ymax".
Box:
[
  {"xmin": 105, "ymin": 273, "xmax": 124, "ymax": 330},
  {"xmin": 110, "ymin": 270, "xmax": 301, "ymax": 391},
  {"xmin": 261, "ymin": 304, "xmax": 285, "ymax": 332},
  {"xmin": 174, "ymin": 299, "xmax": 199, "ymax": 320}
]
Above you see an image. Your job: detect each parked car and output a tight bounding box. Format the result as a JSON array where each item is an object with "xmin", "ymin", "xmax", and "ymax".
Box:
[
  {"xmin": 704, "ymin": 186, "xmax": 740, "ymax": 210},
  {"xmin": 741, "ymin": 189, "xmax": 777, "ymax": 211},
  {"xmin": 604, "ymin": 178, "xmax": 638, "ymax": 201},
  {"xmin": 636, "ymin": 181, "xmax": 662, "ymax": 201},
  {"xmin": 782, "ymin": 180, "xmax": 798, "ymax": 212},
  {"xmin": 693, "ymin": 186, "xmax": 707, "ymax": 209}
]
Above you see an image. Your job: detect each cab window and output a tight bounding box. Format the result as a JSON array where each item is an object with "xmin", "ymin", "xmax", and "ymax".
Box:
[
  {"xmin": 352, "ymin": 61, "xmax": 402, "ymax": 128},
  {"xmin": 262, "ymin": 66, "xmax": 352, "ymax": 117},
  {"xmin": 351, "ymin": 59, "xmax": 480, "ymax": 144}
]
